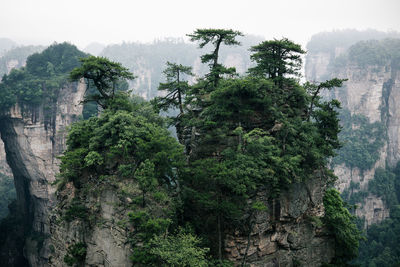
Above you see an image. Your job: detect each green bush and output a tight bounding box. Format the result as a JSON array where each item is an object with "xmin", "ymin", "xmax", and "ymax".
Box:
[
  {"xmin": 323, "ymin": 188, "xmax": 363, "ymax": 265},
  {"xmin": 64, "ymin": 242, "xmax": 87, "ymax": 266},
  {"xmin": 63, "ymin": 200, "xmax": 88, "ymax": 222},
  {"xmin": 333, "ymin": 110, "xmax": 385, "ymax": 171}
]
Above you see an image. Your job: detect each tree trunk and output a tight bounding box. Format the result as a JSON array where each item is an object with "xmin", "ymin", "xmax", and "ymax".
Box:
[{"xmin": 218, "ymin": 213, "xmax": 222, "ymax": 261}]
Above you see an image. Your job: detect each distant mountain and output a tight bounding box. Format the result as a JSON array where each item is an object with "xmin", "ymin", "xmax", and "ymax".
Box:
[
  {"xmin": 83, "ymin": 42, "xmax": 106, "ymax": 56},
  {"xmin": 0, "ymin": 45, "xmax": 45, "ymax": 78},
  {"xmin": 0, "ymin": 38, "xmax": 17, "ymax": 56},
  {"xmin": 306, "ymin": 29, "xmax": 400, "ymax": 55}
]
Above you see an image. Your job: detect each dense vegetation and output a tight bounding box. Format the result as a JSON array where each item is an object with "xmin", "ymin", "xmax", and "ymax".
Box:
[
  {"xmin": 323, "ymin": 188, "xmax": 363, "ymax": 265},
  {"xmin": 332, "ymin": 110, "xmax": 385, "ymax": 171},
  {"xmin": 351, "ymin": 162, "xmax": 400, "ymax": 266},
  {"xmin": 327, "ymin": 38, "xmax": 400, "ymax": 74},
  {"xmin": 0, "ymin": 43, "xmax": 87, "ymax": 114},
  {"xmin": 348, "ymin": 38, "xmax": 400, "ymax": 68},
  {"xmin": 55, "ymin": 29, "xmax": 362, "ymax": 266}
]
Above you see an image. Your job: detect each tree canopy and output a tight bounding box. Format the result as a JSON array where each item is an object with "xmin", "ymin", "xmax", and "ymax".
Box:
[
  {"xmin": 188, "ymin": 29, "xmax": 243, "ymax": 88},
  {"xmin": 69, "ymin": 56, "xmax": 135, "ymax": 108},
  {"xmin": 248, "ymin": 38, "xmax": 305, "ymax": 84},
  {"xmin": 0, "ymin": 42, "xmax": 87, "ymax": 114}
]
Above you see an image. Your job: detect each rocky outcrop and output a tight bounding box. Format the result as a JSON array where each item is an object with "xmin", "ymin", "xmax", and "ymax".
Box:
[
  {"xmin": 0, "ymin": 79, "xmax": 138, "ymax": 266},
  {"xmin": 0, "ymin": 81, "xmax": 86, "ymax": 266},
  {"xmin": 48, "ymin": 185, "xmax": 133, "ymax": 267},
  {"xmin": 305, "ymin": 45, "xmax": 400, "ymax": 226},
  {"xmin": 0, "ymin": 137, "xmax": 12, "ymax": 177},
  {"xmin": 225, "ymin": 176, "xmax": 334, "ymax": 266}
]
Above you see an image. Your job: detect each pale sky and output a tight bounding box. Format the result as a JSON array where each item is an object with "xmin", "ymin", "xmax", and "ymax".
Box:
[{"xmin": 1, "ymin": 0, "xmax": 399, "ymax": 49}]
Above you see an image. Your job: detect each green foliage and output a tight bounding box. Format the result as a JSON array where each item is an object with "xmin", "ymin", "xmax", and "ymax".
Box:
[
  {"xmin": 156, "ymin": 61, "xmax": 193, "ymax": 113},
  {"xmin": 64, "ymin": 242, "xmax": 87, "ymax": 266},
  {"xmin": 135, "ymin": 160, "xmax": 158, "ymax": 207},
  {"xmin": 332, "ymin": 110, "xmax": 385, "ymax": 171},
  {"xmin": 369, "ymin": 167, "xmax": 398, "ymax": 207},
  {"xmin": 348, "ymin": 39, "xmax": 400, "ymax": 68},
  {"xmin": 188, "ymin": 29, "xmax": 243, "ymax": 87},
  {"xmin": 355, "ymin": 205, "xmax": 400, "ymax": 266},
  {"xmin": 148, "ymin": 228, "xmax": 210, "ymax": 267},
  {"xmin": 353, "ymin": 162, "xmax": 400, "ymax": 266},
  {"xmin": 129, "ymin": 210, "xmax": 174, "ymax": 265},
  {"xmin": 100, "ymin": 36, "xmax": 263, "ymax": 99},
  {"xmin": 248, "ymin": 38, "xmax": 305, "ymax": 81},
  {"xmin": 0, "ymin": 42, "xmax": 87, "ymax": 112},
  {"xmin": 323, "ymin": 188, "xmax": 363, "ymax": 264},
  {"xmin": 63, "ymin": 199, "xmax": 89, "ymax": 222},
  {"xmin": 59, "ymin": 94, "xmax": 184, "ymax": 189},
  {"xmin": 179, "ymin": 31, "xmax": 343, "ymax": 260},
  {"xmin": 69, "ymin": 56, "xmax": 134, "ymax": 109},
  {"xmin": 326, "ymin": 38, "xmax": 400, "ymax": 74}
]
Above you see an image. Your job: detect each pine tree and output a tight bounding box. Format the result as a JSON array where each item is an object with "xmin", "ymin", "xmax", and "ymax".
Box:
[
  {"xmin": 69, "ymin": 56, "xmax": 134, "ymax": 108},
  {"xmin": 155, "ymin": 62, "xmax": 193, "ymax": 145},
  {"xmin": 188, "ymin": 29, "xmax": 243, "ymax": 88},
  {"xmin": 248, "ymin": 38, "xmax": 305, "ymax": 86}
]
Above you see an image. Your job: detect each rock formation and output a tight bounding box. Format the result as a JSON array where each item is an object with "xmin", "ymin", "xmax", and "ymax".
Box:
[
  {"xmin": 0, "ymin": 81, "xmax": 85, "ymax": 266},
  {"xmin": 305, "ymin": 40, "xmax": 400, "ymax": 226},
  {"xmin": 225, "ymin": 176, "xmax": 334, "ymax": 266}
]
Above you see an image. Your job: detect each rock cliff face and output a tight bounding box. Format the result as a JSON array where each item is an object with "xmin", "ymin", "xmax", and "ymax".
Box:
[
  {"xmin": 305, "ymin": 45, "xmax": 400, "ymax": 226},
  {"xmin": 0, "ymin": 81, "xmax": 86, "ymax": 266},
  {"xmin": 0, "ymin": 138, "xmax": 12, "ymax": 177},
  {"xmin": 225, "ymin": 176, "xmax": 334, "ymax": 266},
  {"xmin": 48, "ymin": 185, "xmax": 133, "ymax": 267}
]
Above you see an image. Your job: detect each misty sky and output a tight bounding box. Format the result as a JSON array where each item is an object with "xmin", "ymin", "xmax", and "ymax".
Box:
[{"xmin": 1, "ymin": 0, "xmax": 400, "ymax": 49}]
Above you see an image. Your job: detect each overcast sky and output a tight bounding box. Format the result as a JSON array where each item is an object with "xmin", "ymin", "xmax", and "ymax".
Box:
[{"xmin": 1, "ymin": 0, "xmax": 399, "ymax": 49}]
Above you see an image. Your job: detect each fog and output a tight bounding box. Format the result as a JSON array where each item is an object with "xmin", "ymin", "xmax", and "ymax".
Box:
[{"xmin": 1, "ymin": 0, "xmax": 400, "ymax": 49}]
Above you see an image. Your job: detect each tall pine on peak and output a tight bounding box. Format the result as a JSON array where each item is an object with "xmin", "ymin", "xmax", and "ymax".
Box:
[
  {"xmin": 188, "ymin": 29, "xmax": 243, "ymax": 88},
  {"xmin": 248, "ymin": 38, "xmax": 305, "ymax": 85}
]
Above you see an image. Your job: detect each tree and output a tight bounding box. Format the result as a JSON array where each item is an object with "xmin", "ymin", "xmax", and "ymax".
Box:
[
  {"xmin": 155, "ymin": 62, "xmax": 193, "ymax": 144},
  {"xmin": 188, "ymin": 29, "xmax": 243, "ymax": 88},
  {"xmin": 136, "ymin": 160, "xmax": 158, "ymax": 207},
  {"xmin": 69, "ymin": 56, "xmax": 135, "ymax": 108},
  {"xmin": 148, "ymin": 228, "xmax": 210, "ymax": 267},
  {"xmin": 304, "ymin": 78, "xmax": 346, "ymax": 121},
  {"xmin": 323, "ymin": 188, "xmax": 363, "ymax": 264},
  {"xmin": 157, "ymin": 62, "xmax": 193, "ymax": 114},
  {"xmin": 248, "ymin": 38, "xmax": 305, "ymax": 84},
  {"xmin": 0, "ymin": 43, "xmax": 86, "ymax": 112}
]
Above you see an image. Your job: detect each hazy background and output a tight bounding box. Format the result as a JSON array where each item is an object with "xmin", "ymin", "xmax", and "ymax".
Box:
[{"xmin": 1, "ymin": 0, "xmax": 400, "ymax": 49}]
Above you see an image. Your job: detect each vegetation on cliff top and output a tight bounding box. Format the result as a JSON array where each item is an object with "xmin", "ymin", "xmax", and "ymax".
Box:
[
  {"xmin": 56, "ymin": 29, "xmax": 359, "ymax": 266},
  {"xmin": 0, "ymin": 42, "xmax": 87, "ymax": 112}
]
